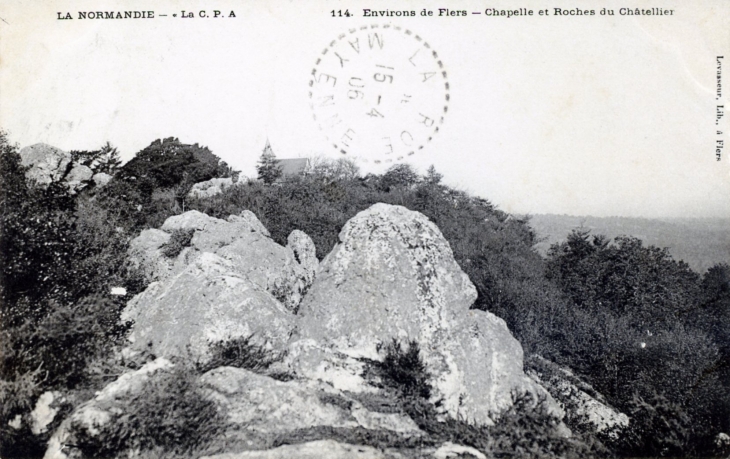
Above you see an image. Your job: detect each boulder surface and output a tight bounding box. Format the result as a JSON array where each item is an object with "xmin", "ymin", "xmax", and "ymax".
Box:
[
  {"xmin": 20, "ymin": 143, "xmax": 72, "ymax": 185},
  {"xmin": 123, "ymin": 253, "xmax": 296, "ymax": 360}
]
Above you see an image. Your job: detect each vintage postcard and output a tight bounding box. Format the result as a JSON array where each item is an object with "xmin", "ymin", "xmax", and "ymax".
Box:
[{"xmin": 1, "ymin": 0, "xmax": 729, "ymax": 458}]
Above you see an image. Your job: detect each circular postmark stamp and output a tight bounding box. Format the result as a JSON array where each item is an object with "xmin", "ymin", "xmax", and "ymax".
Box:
[{"xmin": 309, "ymin": 24, "xmax": 449, "ymax": 164}]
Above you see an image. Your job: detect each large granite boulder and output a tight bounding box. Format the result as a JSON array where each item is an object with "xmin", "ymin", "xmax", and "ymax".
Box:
[
  {"xmin": 20, "ymin": 143, "xmax": 72, "ymax": 185},
  {"xmin": 122, "ymin": 253, "xmax": 296, "ymax": 360},
  {"xmin": 288, "ymin": 203, "xmax": 557, "ymax": 425}
]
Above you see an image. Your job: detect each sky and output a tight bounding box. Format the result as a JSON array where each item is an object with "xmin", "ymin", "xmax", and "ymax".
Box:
[{"xmin": 1, "ymin": 0, "xmax": 729, "ymax": 218}]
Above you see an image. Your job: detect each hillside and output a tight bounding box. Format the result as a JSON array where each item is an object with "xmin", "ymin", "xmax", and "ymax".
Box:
[
  {"xmin": 527, "ymin": 214, "xmax": 730, "ymax": 272},
  {"xmin": 3, "ymin": 134, "xmax": 730, "ymax": 459}
]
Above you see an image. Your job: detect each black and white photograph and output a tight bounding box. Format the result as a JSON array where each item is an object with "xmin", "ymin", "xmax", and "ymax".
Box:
[{"xmin": 1, "ymin": 1, "xmax": 729, "ymax": 458}]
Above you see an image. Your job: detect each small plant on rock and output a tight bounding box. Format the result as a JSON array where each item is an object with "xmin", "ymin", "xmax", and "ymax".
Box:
[
  {"xmin": 161, "ymin": 228, "xmax": 195, "ymax": 258},
  {"xmin": 377, "ymin": 339, "xmax": 431, "ymax": 400}
]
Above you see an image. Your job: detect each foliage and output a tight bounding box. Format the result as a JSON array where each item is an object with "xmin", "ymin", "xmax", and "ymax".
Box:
[
  {"xmin": 72, "ymin": 364, "xmax": 225, "ymax": 458},
  {"xmin": 545, "ymin": 229, "xmax": 726, "ymax": 456},
  {"xmin": 0, "ymin": 131, "xmax": 143, "ymax": 457},
  {"xmin": 256, "ymin": 142, "xmax": 282, "ymax": 185},
  {"xmin": 305, "ymin": 156, "xmax": 360, "ymax": 181},
  {"xmin": 95, "ymin": 137, "xmax": 234, "ymax": 231},
  {"xmin": 70, "ymin": 141, "xmax": 122, "ymax": 175},
  {"xmin": 0, "ymin": 138, "xmax": 77, "ymax": 308},
  {"xmin": 546, "ymin": 230, "xmax": 702, "ymax": 323},
  {"xmin": 161, "ymin": 228, "xmax": 195, "ymax": 258},
  {"xmin": 118, "ymin": 137, "xmax": 232, "ymax": 190},
  {"xmin": 198, "ymin": 335, "xmax": 282, "ymax": 374},
  {"xmin": 0, "ymin": 366, "xmax": 46, "ymax": 459},
  {"xmin": 616, "ymin": 391, "xmax": 694, "ymax": 458},
  {"xmin": 378, "ymin": 163, "xmax": 420, "ymax": 191}
]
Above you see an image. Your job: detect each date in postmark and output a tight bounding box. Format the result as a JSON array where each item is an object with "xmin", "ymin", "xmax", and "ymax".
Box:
[{"xmin": 309, "ymin": 25, "xmax": 449, "ymax": 164}]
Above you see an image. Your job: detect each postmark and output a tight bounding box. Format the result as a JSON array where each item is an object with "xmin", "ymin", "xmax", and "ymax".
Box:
[{"xmin": 309, "ymin": 24, "xmax": 449, "ymax": 164}]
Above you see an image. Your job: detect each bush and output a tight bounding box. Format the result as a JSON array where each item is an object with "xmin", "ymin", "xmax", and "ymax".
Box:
[
  {"xmin": 375, "ymin": 339, "xmax": 431, "ymax": 400},
  {"xmin": 72, "ymin": 364, "xmax": 225, "ymax": 458},
  {"xmin": 198, "ymin": 335, "xmax": 282, "ymax": 374},
  {"xmin": 161, "ymin": 228, "xmax": 195, "ymax": 258},
  {"xmin": 616, "ymin": 391, "xmax": 694, "ymax": 458}
]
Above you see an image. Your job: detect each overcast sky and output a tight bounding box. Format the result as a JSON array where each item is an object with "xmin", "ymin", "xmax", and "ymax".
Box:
[{"xmin": 1, "ymin": 0, "xmax": 728, "ymax": 218}]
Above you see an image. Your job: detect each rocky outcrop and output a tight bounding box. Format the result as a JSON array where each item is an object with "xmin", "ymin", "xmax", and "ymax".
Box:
[
  {"xmin": 122, "ymin": 253, "xmax": 296, "ymax": 360},
  {"xmin": 19, "ymin": 143, "xmax": 99, "ymax": 193},
  {"xmin": 160, "ymin": 209, "xmax": 227, "ymax": 233},
  {"xmin": 47, "ymin": 203, "xmax": 568, "ymax": 458},
  {"xmin": 188, "ymin": 177, "xmax": 235, "ymax": 199},
  {"xmin": 127, "ymin": 228, "xmax": 174, "ymax": 283},
  {"xmin": 128, "ymin": 210, "xmax": 316, "ymax": 310},
  {"xmin": 44, "ymin": 359, "xmax": 174, "ymax": 459},
  {"xmin": 20, "ymin": 143, "xmax": 72, "ymax": 185},
  {"xmin": 527, "ymin": 356, "xmax": 628, "ymax": 437},
  {"xmin": 288, "ymin": 204, "xmax": 557, "ymax": 425}
]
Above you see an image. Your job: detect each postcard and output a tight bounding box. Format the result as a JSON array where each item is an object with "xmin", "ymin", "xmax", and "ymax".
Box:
[{"xmin": 1, "ymin": 1, "xmax": 729, "ymax": 458}]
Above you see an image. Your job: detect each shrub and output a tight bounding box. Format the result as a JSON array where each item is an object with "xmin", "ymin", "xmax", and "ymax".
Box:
[
  {"xmin": 72, "ymin": 364, "xmax": 225, "ymax": 458},
  {"xmin": 616, "ymin": 391, "xmax": 694, "ymax": 458},
  {"xmin": 198, "ymin": 335, "xmax": 282, "ymax": 374},
  {"xmin": 161, "ymin": 228, "xmax": 195, "ymax": 258},
  {"xmin": 375, "ymin": 339, "xmax": 431, "ymax": 400}
]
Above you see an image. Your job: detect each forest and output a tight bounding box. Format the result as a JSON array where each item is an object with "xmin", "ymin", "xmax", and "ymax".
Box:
[{"xmin": 1, "ymin": 130, "xmax": 729, "ymax": 458}]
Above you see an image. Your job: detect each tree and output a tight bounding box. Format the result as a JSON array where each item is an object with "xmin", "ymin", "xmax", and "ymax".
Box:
[
  {"xmin": 0, "ymin": 131, "xmax": 78, "ymax": 310},
  {"xmin": 546, "ymin": 231, "xmax": 702, "ymax": 324},
  {"xmin": 95, "ymin": 142, "xmax": 122, "ymax": 175},
  {"xmin": 70, "ymin": 142, "xmax": 122, "ymax": 175},
  {"xmin": 378, "ymin": 163, "xmax": 419, "ymax": 191},
  {"xmin": 305, "ymin": 156, "xmax": 360, "ymax": 181},
  {"xmin": 256, "ymin": 140, "xmax": 282, "ymax": 185},
  {"xmin": 424, "ymin": 165, "xmax": 443, "ymax": 184}
]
